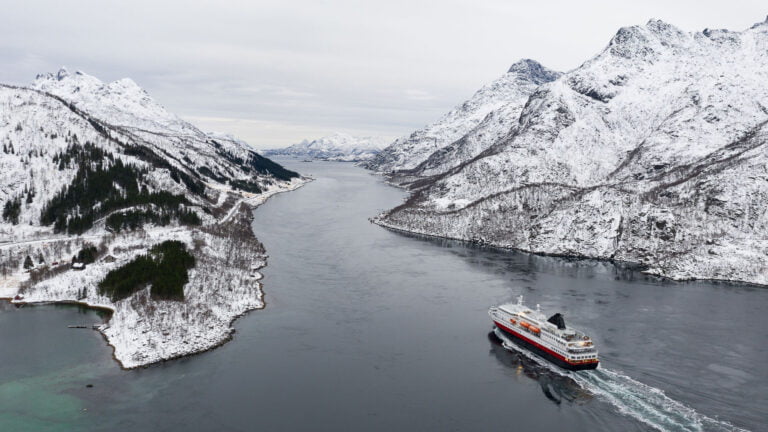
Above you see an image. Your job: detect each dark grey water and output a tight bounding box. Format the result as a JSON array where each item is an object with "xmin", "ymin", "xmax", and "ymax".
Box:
[{"xmin": 1, "ymin": 161, "xmax": 766, "ymax": 432}]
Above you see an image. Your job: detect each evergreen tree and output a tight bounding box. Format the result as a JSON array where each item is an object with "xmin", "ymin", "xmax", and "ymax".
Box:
[
  {"xmin": 75, "ymin": 245, "xmax": 98, "ymax": 264},
  {"xmin": 2, "ymin": 197, "xmax": 21, "ymax": 224},
  {"xmin": 23, "ymin": 255, "xmax": 34, "ymax": 270},
  {"xmin": 26, "ymin": 186, "xmax": 35, "ymax": 204},
  {"xmin": 98, "ymin": 240, "xmax": 194, "ymax": 301}
]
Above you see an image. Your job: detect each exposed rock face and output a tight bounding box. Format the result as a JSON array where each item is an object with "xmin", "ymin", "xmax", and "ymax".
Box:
[
  {"xmin": 361, "ymin": 59, "xmax": 561, "ymax": 175},
  {"xmin": 376, "ymin": 19, "xmax": 768, "ymax": 285}
]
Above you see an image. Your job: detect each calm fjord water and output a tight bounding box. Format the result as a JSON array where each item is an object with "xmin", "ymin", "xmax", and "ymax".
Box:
[{"xmin": 1, "ymin": 161, "xmax": 766, "ymax": 432}]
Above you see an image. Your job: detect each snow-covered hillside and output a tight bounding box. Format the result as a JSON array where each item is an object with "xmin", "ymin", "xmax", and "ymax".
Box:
[
  {"xmin": 0, "ymin": 68, "xmax": 308, "ymax": 368},
  {"xmin": 263, "ymin": 132, "xmax": 387, "ymax": 161},
  {"xmin": 377, "ymin": 18, "xmax": 768, "ymax": 286},
  {"xmin": 361, "ymin": 59, "xmax": 561, "ymax": 174}
]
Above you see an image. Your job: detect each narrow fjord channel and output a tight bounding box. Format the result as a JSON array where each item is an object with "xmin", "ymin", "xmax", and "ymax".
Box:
[{"xmin": 2, "ymin": 161, "xmax": 766, "ymax": 431}]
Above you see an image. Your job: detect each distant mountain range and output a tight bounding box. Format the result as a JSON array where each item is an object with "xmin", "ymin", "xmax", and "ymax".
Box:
[
  {"xmin": 370, "ymin": 17, "xmax": 768, "ymax": 286},
  {"xmin": 263, "ymin": 132, "xmax": 388, "ymax": 161}
]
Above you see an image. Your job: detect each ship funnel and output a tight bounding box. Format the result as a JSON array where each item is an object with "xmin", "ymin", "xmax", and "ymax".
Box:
[{"xmin": 547, "ymin": 313, "xmax": 566, "ymax": 330}]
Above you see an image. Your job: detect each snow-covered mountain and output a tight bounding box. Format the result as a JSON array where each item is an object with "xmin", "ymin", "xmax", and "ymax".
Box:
[
  {"xmin": 0, "ymin": 68, "xmax": 307, "ymax": 367},
  {"xmin": 361, "ymin": 59, "xmax": 561, "ymax": 174},
  {"xmin": 263, "ymin": 132, "xmax": 388, "ymax": 161},
  {"xmin": 376, "ymin": 18, "xmax": 768, "ymax": 286}
]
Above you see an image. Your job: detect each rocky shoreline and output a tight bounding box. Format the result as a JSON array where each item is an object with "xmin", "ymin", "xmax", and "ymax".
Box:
[{"xmin": 373, "ymin": 211, "xmax": 767, "ymax": 288}]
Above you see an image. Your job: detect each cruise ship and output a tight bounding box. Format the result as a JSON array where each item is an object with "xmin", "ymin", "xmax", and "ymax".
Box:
[{"xmin": 489, "ymin": 296, "xmax": 599, "ymax": 371}]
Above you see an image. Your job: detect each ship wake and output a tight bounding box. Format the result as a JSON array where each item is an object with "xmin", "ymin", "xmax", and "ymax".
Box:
[{"xmin": 493, "ymin": 328, "xmax": 747, "ymax": 432}]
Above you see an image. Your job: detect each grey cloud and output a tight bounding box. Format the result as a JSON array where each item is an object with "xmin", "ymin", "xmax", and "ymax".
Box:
[{"xmin": 1, "ymin": 0, "xmax": 765, "ymax": 148}]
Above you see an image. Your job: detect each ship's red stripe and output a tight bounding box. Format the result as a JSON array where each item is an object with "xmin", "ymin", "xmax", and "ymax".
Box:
[{"xmin": 493, "ymin": 320, "xmax": 598, "ymax": 366}]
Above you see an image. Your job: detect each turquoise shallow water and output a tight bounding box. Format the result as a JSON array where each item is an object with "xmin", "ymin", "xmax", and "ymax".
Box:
[
  {"xmin": 1, "ymin": 161, "xmax": 766, "ymax": 432},
  {"xmin": 0, "ymin": 303, "xmax": 110, "ymax": 431}
]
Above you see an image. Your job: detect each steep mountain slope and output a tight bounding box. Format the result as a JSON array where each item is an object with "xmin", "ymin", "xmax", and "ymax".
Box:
[
  {"xmin": 262, "ymin": 132, "xmax": 387, "ymax": 161},
  {"xmin": 361, "ymin": 59, "xmax": 561, "ymax": 174},
  {"xmin": 377, "ymin": 18, "xmax": 768, "ymax": 285},
  {"xmin": 0, "ymin": 69, "xmax": 306, "ymax": 367},
  {"xmin": 400, "ymin": 101, "xmax": 524, "ymax": 181}
]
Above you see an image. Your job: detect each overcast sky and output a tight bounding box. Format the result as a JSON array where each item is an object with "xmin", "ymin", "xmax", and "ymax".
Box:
[{"xmin": 1, "ymin": 1, "xmax": 765, "ymax": 148}]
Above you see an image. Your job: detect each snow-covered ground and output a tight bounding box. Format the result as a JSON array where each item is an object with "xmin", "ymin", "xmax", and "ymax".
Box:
[
  {"xmin": 262, "ymin": 132, "xmax": 387, "ymax": 161},
  {"xmin": 361, "ymin": 59, "xmax": 561, "ymax": 174},
  {"xmin": 375, "ymin": 18, "xmax": 768, "ymax": 286},
  {"xmin": 3, "ymin": 178, "xmax": 308, "ymax": 368}
]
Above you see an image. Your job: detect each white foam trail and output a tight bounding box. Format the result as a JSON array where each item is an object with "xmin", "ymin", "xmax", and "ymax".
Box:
[{"xmin": 493, "ymin": 328, "xmax": 748, "ymax": 432}]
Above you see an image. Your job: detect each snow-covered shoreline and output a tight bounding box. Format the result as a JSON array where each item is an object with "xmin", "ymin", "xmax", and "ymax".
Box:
[
  {"xmin": 373, "ymin": 213, "xmax": 768, "ymax": 288},
  {"xmin": 2, "ymin": 177, "xmax": 310, "ymax": 369}
]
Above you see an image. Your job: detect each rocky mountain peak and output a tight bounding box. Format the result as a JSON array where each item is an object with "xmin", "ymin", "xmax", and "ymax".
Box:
[
  {"xmin": 33, "ymin": 67, "xmax": 105, "ymax": 94},
  {"xmin": 608, "ymin": 19, "xmax": 693, "ymax": 60},
  {"xmin": 56, "ymin": 66, "xmax": 70, "ymax": 80},
  {"xmin": 29, "ymin": 68, "xmax": 180, "ymax": 132},
  {"xmin": 507, "ymin": 59, "xmax": 561, "ymax": 84},
  {"xmin": 608, "ymin": 24, "xmax": 659, "ymax": 60},
  {"xmin": 750, "ymin": 15, "xmax": 768, "ymax": 30},
  {"xmin": 645, "ymin": 18, "xmax": 689, "ymax": 46}
]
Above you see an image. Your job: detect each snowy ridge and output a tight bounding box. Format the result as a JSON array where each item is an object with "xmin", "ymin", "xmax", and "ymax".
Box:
[
  {"xmin": 361, "ymin": 59, "xmax": 561, "ymax": 174},
  {"xmin": 33, "ymin": 68, "xmax": 185, "ymax": 133},
  {"xmin": 0, "ymin": 69, "xmax": 307, "ymax": 367},
  {"xmin": 263, "ymin": 132, "xmax": 388, "ymax": 161},
  {"xmin": 377, "ymin": 18, "xmax": 768, "ymax": 286},
  {"xmin": 30, "ymin": 68, "xmax": 291, "ymax": 190}
]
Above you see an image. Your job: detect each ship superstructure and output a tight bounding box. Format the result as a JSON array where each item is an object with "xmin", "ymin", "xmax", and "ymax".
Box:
[{"xmin": 489, "ymin": 296, "xmax": 599, "ymax": 371}]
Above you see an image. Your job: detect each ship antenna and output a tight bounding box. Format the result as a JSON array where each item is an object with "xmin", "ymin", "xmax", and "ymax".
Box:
[
  {"xmin": 536, "ymin": 304, "xmax": 541, "ymax": 313},
  {"xmin": 517, "ymin": 295, "xmax": 524, "ymax": 305}
]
